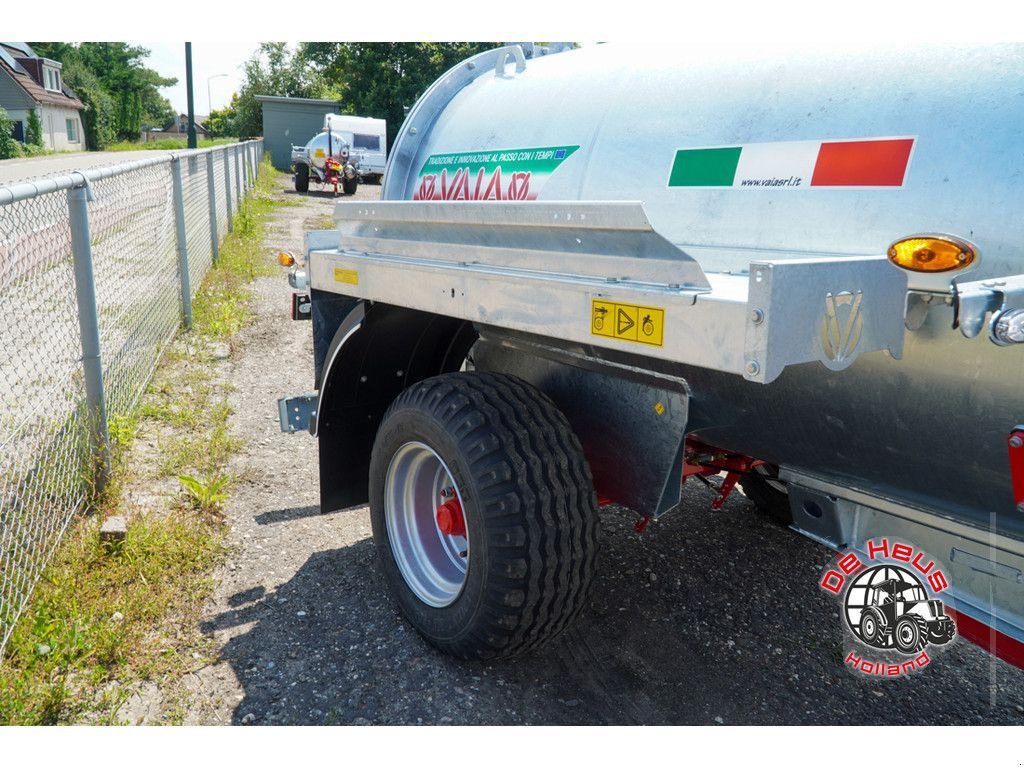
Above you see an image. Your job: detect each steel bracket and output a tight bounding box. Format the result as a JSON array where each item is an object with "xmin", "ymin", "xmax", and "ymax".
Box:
[
  {"xmin": 278, "ymin": 392, "xmax": 318, "ymax": 434},
  {"xmin": 743, "ymin": 257, "xmax": 907, "ymax": 384},
  {"xmin": 953, "ymin": 273, "xmax": 1024, "ymax": 339}
]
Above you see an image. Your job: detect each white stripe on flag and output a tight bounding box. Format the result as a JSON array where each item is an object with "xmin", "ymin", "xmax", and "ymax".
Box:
[{"xmin": 733, "ymin": 140, "xmax": 821, "ymax": 186}]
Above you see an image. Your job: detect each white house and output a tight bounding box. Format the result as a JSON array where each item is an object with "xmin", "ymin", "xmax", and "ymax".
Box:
[{"xmin": 0, "ymin": 42, "xmax": 85, "ymax": 151}]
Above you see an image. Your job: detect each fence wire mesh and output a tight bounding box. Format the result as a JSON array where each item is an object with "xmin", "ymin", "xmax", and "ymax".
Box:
[
  {"xmin": 182, "ymin": 158, "xmax": 213, "ymax": 299},
  {"xmin": 0, "ymin": 140, "xmax": 264, "ymax": 654},
  {"xmin": 216, "ymin": 152, "xmax": 231, "ymax": 240}
]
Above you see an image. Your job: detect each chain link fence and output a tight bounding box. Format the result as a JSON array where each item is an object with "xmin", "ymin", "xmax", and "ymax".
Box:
[{"xmin": 0, "ymin": 140, "xmax": 264, "ymax": 655}]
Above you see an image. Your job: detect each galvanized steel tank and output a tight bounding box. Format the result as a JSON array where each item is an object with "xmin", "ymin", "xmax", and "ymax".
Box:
[{"xmin": 382, "ymin": 43, "xmax": 1024, "ymax": 535}]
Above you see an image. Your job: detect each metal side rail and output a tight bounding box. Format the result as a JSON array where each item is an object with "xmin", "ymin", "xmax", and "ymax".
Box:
[{"xmin": 305, "ymin": 201, "xmax": 908, "ymax": 384}]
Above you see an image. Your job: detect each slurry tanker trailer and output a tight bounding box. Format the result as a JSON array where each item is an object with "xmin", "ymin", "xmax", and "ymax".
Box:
[{"xmin": 277, "ymin": 43, "xmax": 1024, "ymax": 667}]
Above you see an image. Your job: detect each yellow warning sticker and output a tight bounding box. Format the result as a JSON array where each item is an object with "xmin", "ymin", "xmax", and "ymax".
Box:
[
  {"xmin": 591, "ymin": 299, "xmax": 664, "ymax": 347},
  {"xmin": 334, "ymin": 268, "xmax": 359, "ymax": 285}
]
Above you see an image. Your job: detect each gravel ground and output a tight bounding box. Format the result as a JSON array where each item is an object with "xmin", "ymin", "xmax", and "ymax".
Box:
[{"xmin": 181, "ymin": 174, "xmax": 1024, "ymax": 726}]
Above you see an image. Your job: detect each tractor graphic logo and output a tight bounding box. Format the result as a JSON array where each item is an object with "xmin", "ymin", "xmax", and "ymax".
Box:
[
  {"xmin": 819, "ymin": 538, "xmax": 957, "ymax": 677},
  {"xmin": 844, "ymin": 564, "xmax": 956, "ymax": 653}
]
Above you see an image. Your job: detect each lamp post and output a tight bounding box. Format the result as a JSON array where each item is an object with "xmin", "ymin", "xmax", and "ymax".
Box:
[{"xmin": 207, "ymin": 73, "xmax": 229, "ymax": 125}]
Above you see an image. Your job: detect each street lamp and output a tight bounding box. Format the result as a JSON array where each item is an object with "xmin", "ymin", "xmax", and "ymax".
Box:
[{"xmin": 207, "ymin": 73, "xmax": 229, "ymax": 119}]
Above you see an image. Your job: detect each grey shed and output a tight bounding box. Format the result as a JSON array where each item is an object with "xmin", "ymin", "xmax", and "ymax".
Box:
[{"xmin": 257, "ymin": 95, "xmax": 344, "ymax": 172}]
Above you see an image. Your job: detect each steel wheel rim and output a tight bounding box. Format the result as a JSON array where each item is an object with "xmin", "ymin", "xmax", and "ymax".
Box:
[
  {"xmin": 384, "ymin": 441, "xmax": 469, "ymax": 607},
  {"xmin": 863, "ymin": 616, "xmax": 875, "ymax": 638},
  {"xmin": 898, "ymin": 623, "xmax": 914, "ymax": 645}
]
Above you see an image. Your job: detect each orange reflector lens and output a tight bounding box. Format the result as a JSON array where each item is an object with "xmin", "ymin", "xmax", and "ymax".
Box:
[
  {"xmin": 277, "ymin": 252, "xmax": 295, "ymax": 268},
  {"xmin": 887, "ymin": 235, "xmax": 975, "ymax": 273}
]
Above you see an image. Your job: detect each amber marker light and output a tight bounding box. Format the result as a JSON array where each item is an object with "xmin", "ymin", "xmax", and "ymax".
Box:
[
  {"xmin": 888, "ymin": 235, "xmax": 976, "ymax": 273},
  {"xmin": 277, "ymin": 251, "xmax": 296, "ymax": 268}
]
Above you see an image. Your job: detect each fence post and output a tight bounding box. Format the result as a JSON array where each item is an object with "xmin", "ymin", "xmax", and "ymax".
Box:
[
  {"xmin": 170, "ymin": 156, "xmax": 193, "ymax": 329},
  {"xmin": 224, "ymin": 147, "xmax": 234, "ymax": 232},
  {"xmin": 67, "ymin": 179, "xmax": 111, "ymax": 494},
  {"xmin": 206, "ymin": 151, "xmax": 220, "ymax": 264},
  {"xmin": 234, "ymin": 144, "xmax": 243, "ymax": 205},
  {"xmin": 242, "ymin": 143, "xmax": 249, "ymax": 190}
]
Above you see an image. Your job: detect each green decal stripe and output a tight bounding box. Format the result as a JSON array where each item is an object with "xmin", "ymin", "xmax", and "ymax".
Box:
[
  {"xmin": 668, "ymin": 147, "xmax": 742, "ymax": 187},
  {"xmin": 419, "ymin": 145, "xmax": 580, "ymax": 177}
]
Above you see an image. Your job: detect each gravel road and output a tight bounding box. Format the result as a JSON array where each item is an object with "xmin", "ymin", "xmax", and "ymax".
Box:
[{"xmin": 181, "ymin": 174, "xmax": 1024, "ymax": 726}]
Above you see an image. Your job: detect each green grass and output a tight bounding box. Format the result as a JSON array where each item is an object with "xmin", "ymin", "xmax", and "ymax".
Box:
[
  {"xmin": 106, "ymin": 137, "xmax": 240, "ymax": 152},
  {"xmin": 0, "ymin": 154, "xmax": 288, "ymax": 724}
]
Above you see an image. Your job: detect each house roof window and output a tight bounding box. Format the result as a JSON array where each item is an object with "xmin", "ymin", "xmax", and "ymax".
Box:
[{"xmin": 42, "ymin": 64, "xmax": 61, "ymax": 93}]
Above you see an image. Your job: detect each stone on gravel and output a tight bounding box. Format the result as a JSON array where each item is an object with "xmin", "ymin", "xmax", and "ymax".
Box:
[
  {"xmin": 210, "ymin": 343, "xmax": 231, "ymax": 360},
  {"xmin": 241, "ymin": 713, "xmax": 256, "ymax": 725},
  {"xmin": 100, "ymin": 516, "xmax": 128, "ymax": 544}
]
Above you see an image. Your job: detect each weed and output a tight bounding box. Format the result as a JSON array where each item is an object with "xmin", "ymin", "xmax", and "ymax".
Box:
[{"xmin": 177, "ymin": 473, "xmax": 231, "ymax": 514}]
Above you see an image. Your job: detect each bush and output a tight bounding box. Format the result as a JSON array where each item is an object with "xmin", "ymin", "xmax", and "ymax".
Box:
[
  {"xmin": 0, "ymin": 106, "xmax": 19, "ymax": 159},
  {"xmin": 26, "ymin": 109, "xmax": 42, "ymax": 147}
]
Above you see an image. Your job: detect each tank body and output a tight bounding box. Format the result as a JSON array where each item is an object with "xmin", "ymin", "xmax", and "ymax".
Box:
[
  {"xmin": 304, "ymin": 131, "xmax": 350, "ymax": 170},
  {"xmin": 381, "ymin": 43, "xmax": 1024, "ymax": 535}
]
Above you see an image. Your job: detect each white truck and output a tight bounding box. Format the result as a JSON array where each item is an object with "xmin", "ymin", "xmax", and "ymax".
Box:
[{"xmin": 277, "ymin": 43, "xmax": 1024, "ymax": 668}]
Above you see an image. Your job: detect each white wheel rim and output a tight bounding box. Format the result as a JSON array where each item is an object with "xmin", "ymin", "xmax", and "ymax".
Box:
[{"xmin": 384, "ymin": 442, "xmax": 469, "ymax": 607}]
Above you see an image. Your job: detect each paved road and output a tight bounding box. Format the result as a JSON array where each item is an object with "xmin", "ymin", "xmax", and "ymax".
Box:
[{"xmin": 0, "ymin": 150, "xmax": 174, "ymax": 186}]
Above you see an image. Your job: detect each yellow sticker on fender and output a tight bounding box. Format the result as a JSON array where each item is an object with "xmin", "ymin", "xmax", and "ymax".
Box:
[
  {"xmin": 334, "ymin": 268, "xmax": 359, "ymax": 285},
  {"xmin": 591, "ymin": 299, "xmax": 664, "ymax": 347}
]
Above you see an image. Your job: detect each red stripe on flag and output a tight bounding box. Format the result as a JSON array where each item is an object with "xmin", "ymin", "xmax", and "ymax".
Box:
[{"xmin": 811, "ymin": 138, "xmax": 914, "ymax": 187}]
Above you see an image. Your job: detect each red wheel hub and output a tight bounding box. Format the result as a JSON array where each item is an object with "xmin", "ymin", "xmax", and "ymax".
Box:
[{"xmin": 436, "ymin": 498, "xmax": 466, "ymax": 538}]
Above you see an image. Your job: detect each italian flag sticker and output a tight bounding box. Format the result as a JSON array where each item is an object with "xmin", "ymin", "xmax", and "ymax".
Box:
[{"xmin": 668, "ymin": 137, "xmax": 915, "ymax": 189}]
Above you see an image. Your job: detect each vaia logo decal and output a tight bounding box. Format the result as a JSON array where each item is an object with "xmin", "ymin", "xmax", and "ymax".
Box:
[
  {"xmin": 820, "ymin": 538, "xmax": 957, "ymax": 677},
  {"xmin": 412, "ymin": 145, "xmax": 579, "ymax": 201}
]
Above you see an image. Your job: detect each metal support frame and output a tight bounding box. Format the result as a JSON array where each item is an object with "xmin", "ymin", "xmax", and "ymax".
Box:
[
  {"xmin": 206, "ymin": 150, "xmax": 220, "ymax": 263},
  {"xmin": 170, "ymin": 156, "xmax": 193, "ymax": 329},
  {"xmin": 310, "ymin": 201, "xmax": 910, "ymax": 383},
  {"xmin": 224, "ymin": 146, "xmax": 234, "ymax": 232},
  {"xmin": 67, "ymin": 180, "xmax": 111, "ymax": 493}
]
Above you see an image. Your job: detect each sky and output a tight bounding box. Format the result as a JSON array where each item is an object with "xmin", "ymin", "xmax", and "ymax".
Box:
[{"xmin": 141, "ymin": 41, "xmax": 263, "ymax": 116}]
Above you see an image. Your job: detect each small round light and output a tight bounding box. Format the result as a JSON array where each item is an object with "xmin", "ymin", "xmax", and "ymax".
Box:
[
  {"xmin": 277, "ymin": 251, "xmax": 295, "ymax": 268},
  {"xmin": 887, "ymin": 235, "xmax": 976, "ymax": 273}
]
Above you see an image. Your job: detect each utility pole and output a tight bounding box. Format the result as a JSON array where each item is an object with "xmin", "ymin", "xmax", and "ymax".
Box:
[{"xmin": 185, "ymin": 42, "xmax": 197, "ymax": 149}]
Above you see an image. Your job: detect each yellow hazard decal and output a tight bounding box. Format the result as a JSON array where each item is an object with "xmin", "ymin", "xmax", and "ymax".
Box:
[
  {"xmin": 591, "ymin": 299, "xmax": 664, "ymax": 347},
  {"xmin": 334, "ymin": 268, "xmax": 359, "ymax": 285}
]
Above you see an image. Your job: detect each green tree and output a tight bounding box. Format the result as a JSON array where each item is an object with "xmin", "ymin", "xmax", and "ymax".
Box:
[
  {"xmin": 0, "ymin": 106, "xmax": 19, "ymax": 159},
  {"xmin": 31, "ymin": 42, "xmax": 177, "ymax": 141},
  {"xmin": 206, "ymin": 93, "xmax": 240, "ymax": 138},
  {"xmin": 25, "ymin": 109, "xmax": 43, "ymax": 147},
  {"xmin": 234, "ymin": 43, "xmax": 335, "ymax": 138},
  {"xmin": 58, "ymin": 59, "xmax": 117, "ymax": 150},
  {"xmin": 299, "ymin": 43, "xmax": 499, "ymax": 148}
]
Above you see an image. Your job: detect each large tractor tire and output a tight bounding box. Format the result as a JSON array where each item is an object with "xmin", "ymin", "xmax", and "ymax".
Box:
[
  {"xmin": 368, "ymin": 372, "xmax": 600, "ymax": 660},
  {"xmin": 859, "ymin": 609, "xmax": 886, "ymax": 647},
  {"xmin": 295, "ymin": 164, "xmax": 309, "ymax": 193},
  {"xmin": 894, "ymin": 615, "xmax": 929, "ymax": 654}
]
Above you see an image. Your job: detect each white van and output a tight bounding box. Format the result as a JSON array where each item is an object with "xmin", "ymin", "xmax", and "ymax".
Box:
[{"xmin": 322, "ymin": 114, "xmax": 387, "ymax": 184}]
